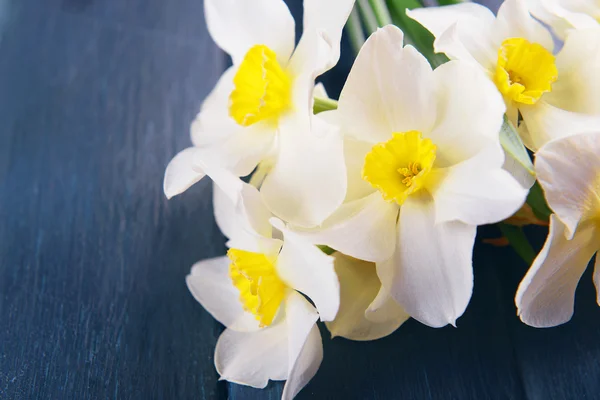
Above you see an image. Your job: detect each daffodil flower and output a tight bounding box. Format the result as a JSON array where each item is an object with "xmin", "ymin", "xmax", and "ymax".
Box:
[
  {"xmin": 186, "ymin": 164, "xmax": 339, "ymax": 399},
  {"xmin": 527, "ymin": 0, "xmax": 600, "ymax": 40},
  {"xmin": 516, "ymin": 131, "xmax": 600, "ymax": 328},
  {"xmin": 408, "ymin": 0, "xmax": 600, "ymax": 151},
  {"xmin": 163, "ymin": 0, "xmax": 355, "ymax": 228},
  {"xmin": 327, "ymin": 253, "xmax": 410, "ymax": 341},
  {"xmin": 294, "ymin": 26, "xmax": 527, "ymax": 328}
]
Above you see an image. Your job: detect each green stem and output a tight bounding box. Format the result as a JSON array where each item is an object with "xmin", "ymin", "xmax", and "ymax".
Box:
[
  {"xmin": 369, "ymin": 0, "xmax": 393, "ymax": 26},
  {"xmin": 346, "ymin": 7, "xmax": 366, "ymax": 56},
  {"xmin": 358, "ymin": 0, "xmax": 379, "ymax": 35},
  {"xmin": 313, "ymin": 97, "xmax": 339, "ymax": 114},
  {"xmin": 498, "ymin": 224, "xmax": 537, "ymax": 265}
]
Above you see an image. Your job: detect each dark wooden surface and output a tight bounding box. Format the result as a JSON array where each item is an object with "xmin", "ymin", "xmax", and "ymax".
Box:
[{"xmin": 1, "ymin": 1, "xmax": 599, "ymax": 399}]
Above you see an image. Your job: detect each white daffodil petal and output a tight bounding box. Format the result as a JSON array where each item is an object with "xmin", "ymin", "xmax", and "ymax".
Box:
[
  {"xmin": 407, "ymin": 3, "xmax": 497, "ymax": 67},
  {"xmin": 215, "ymin": 323, "xmax": 288, "ymax": 388},
  {"xmin": 191, "ymin": 67, "xmax": 237, "ymax": 148},
  {"xmin": 213, "ymin": 182, "xmax": 236, "ymax": 240},
  {"xmin": 535, "ymin": 131, "xmax": 600, "ymax": 237},
  {"xmin": 204, "ymin": 0, "xmax": 295, "ymax": 65},
  {"xmin": 336, "ymin": 25, "xmax": 436, "ymax": 144},
  {"xmin": 365, "ymin": 284, "xmax": 408, "ymax": 325},
  {"xmin": 272, "ymin": 218, "xmax": 339, "ymax": 322},
  {"xmin": 163, "ymin": 147, "xmax": 206, "ymax": 199},
  {"xmin": 545, "ymin": 29, "xmax": 600, "ymax": 115},
  {"xmin": 200, "ymin": 160, "xmax": 274, "ymax": 239},
  {"xmin": 281, "ymin": 291, "xmax": 322, "ymax": 400},
  {"xmin": 431, "ymin": 142, "xmax": 527, "ymax": 226},
  {"xmin": 519, "ymin": 101, "xmax": 600, "ymax": 151},
  {"xmin": 288, "ymin": 0, "xmax": 355, "ymax": 77},
  {"xmin": 516, "ymin": 215, "xmax": 599, "ymax": 328},
  {"xmin": 528, "ymin": 0, "xmax": 599, "ymax": 40},
  {"xmin": 261, "ymin": 115, "xmax": 346, "ymax": 228},
  {"xmin": 293, "ymin": 192, "xmax": 398, "ymax": 263},
  {"xmin": 285, "ymin": 0, "xmax": 354, "ymax": 122},
  {"xmin": 343, "ymin": 137, "xmax": 377, "ymax": 202},
  {"xmin": 199, "ymin": 126, "xmax": 275, "ymax": 178},
  {"xmin": 326, "ymin": 254, "xmax": 409, "ymax": 341},
  {"xmin": 388, "ymin": 194, "xmax": 475, "ymax": 328},
  {"xmin": 428, "ymin": 60, "xmax": 506, "ymax": 166},
  {"xmin": 493, "ymin": 0, "xmax": 554, "ymax": 51},
  {"xmin": 186, "ymin": 257, "xmax": 261, "ymax": 332}
]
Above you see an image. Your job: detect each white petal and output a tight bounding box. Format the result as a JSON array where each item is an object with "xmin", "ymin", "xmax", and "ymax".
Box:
[
  {"xmin": 201, "ymin": 162, "xmax": 282, "ymax": 255},
  {"xmin": 191, "ymin": 67, "xmax": 237, "ymax": 148},
  {"xmin": 428, "ymin": 60, "xmax": 506, "ymax": 166},
  {"xmin": 186, "ymin": 257, "xmax": 260, "ymax": 332},
  {"xmin": 545, "ymin": 29, "xmax": 600, "ymax": 115},
  {"xmin": 516, "ymin": 215, "xmax": 599, "ymax": 328},
  {"xmin": 198, "ymin": 127, "xmax": 275, "ymax": 178},
  {"xmin": 385, "ymin": 194, "xmax": 475, "ymax": 328},
  {"xmin": 261, "ymin": 115, "xmax": 346, "ymax": 228},
  {"xmin": 189, "ymin": 68, "xmax": 276, "ymax": 178},
  {"xmin": 281, "ymin": 291, "xmax": 322, "ymax": 400},
  {"xmin": 215, "ymin": 323, "xmax": 288, "ymax": 388},
  {"xmin": 336, "ymin": 25, "xmax": 436, "ymax": 144},
  {"xmin": 213, "ymin": 182, "xmax": 236, "ymax": 240},
  {"xmin": 519, "ymin": 101, "xmax": 600, "ymax": 151},
  {"xmin": 212, "ymin": 176, "xmax": 275, "ymax": 243},
  {"xmin": 288, "ymin": 0, "xmax": 355, "ymax": 76},
  {"xmin": 313, "ymin": 82, "xmax": 328, "ymax": 99},
  {"xmin": 204, "ymin": 0, "xmax": 295, "ymax": 64},
  {"xmin": 272, "ymin": 218, "xmax": 339, "ymax": 322},
  {"xmin": 292, "ymin": 193, "xmax": 398, "ymax": 263},
  {"xmin": 343, "ymin": 137, "xmax": 377, "ymax": 203},
  {"xmin": 326, "ymin": 254, "xmax": 409, "ymax": 341},
  {"xmin": 493, "ymin": 0, "xmax": 554, "ymax": 51},
  {"xmin": 431, "ymin": 142, "xmax": 527, "ymax": 226},
  {"xmin": 407, "ymin": 3, "xmax": 497, "ymax": 68},
  {"xmin": 365, "ymin": 284, "xmax": 407, "ymax": 324},
  {"xmin": 163, "ymin": 147, "xmax": 206, "ymax": 199},
  {"xmin": 535, "ymin": 131, "xmax": 600, "ymax": 238},
  {"xmin": 284, "ymin": 0, "xmax": 354, "ymax": 124},
  {"xmin": 528, "ymin": 0, "xmax": 599, "ymax": 40}
]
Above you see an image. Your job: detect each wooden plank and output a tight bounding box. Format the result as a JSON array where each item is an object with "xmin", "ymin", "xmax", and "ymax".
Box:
[
  {"xmin": 0, "ymin": 3, "xmax": 226, "ymax": 399},
  {"xmin": 492, "ymin": 227, "xmax": 600, "ymax": 400}
]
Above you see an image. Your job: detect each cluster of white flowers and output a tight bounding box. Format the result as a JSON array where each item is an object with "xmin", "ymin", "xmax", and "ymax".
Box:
[{"xmin": 163, "ymin": 0, "xmax": 600, "ymax": 398}]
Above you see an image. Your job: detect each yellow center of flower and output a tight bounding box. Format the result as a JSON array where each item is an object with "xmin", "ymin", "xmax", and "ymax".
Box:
[
  {"xmin": 229, "ymin": 45, "xmax": 292, "ymax": 127},
  {"xmin": 494, "ymin": 38, "xmax": 558, "ymax": 105},
  {"xmin": 228, "ymin": 248, "xmax": 286, "ymax": 327},
  {"xmin": 362, "ymin": 131, "xmax": 437, "ymax": 205}
]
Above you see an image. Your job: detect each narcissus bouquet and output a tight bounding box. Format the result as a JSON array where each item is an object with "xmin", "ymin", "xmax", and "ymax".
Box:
[{"xmin": 163, "ymin": 0, "xmax": 600, "ymax": 398}]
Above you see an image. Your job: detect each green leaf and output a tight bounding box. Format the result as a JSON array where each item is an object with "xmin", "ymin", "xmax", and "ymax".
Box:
[
  {"xmin": 498, "ymin": 223, "xmax": 536, "ymax": 265},
  {"xmin": 385, "ymin": 0, "xmax": 449, "ymax": 68},
  {"xmin": 499, "ymin": 116, "xmax": 535, "ymax": 177},
  {"xmin": 368, "ymin": 0, "xmax": 393, "ymax": 26},
  {"xmin": 346, "ymin": 6, "xmax": 366, "ymax": 56},
  {"xmin": 358, "ymin": 0, "xmax": 379, "ymax": 35},
  {"xmin": 527, "ymin": 181, "xmax": 552, "ymax": 221},
  {"xmin": 313, "ymin": 97, "xmax": 338, "ymax": 114},
  {"xmin": 317, "ymin": 245, "xmax": 336, "ymax": 255}
]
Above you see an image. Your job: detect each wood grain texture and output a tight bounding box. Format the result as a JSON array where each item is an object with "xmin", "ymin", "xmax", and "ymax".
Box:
[{"xmin": 1, "ymin": 0, "xmax": 599, "ymax": 399}]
